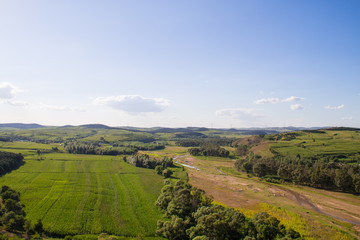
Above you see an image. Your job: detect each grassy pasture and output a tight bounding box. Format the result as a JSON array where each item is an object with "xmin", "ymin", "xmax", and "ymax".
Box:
[
  {"xmin": 0, "ymin": 142, "xmax": 164, "ymax": 237},
  {"xmin": 0, "ymin": 127, "xmax": 96, "ymax": 142},
  {"xmin": 0, "ymin": 126, "xmax": 253, "ymax": 145},
  {"xmin": 79, "ymin": 129, "xmax": 155, "ymax": 143},
  {"xmin": 0, "ymin": 127, "xmax": 155, "ymax": 143},
  {"xmin": 0, "ymin": 141, "xmax": 63, "ymax": 156},
  {"xmin": 268, "ymin": 130, "xmax": 360, "ymax": 161}
]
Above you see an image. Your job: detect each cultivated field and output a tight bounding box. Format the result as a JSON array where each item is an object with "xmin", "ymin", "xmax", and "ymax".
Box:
[
  {"xmin": 0, "ymin": 142, "xmax": 164, "ymax": 237},
  {"xmin": 266, "ymin": 129, "xmax": 360, "ymax": 161}
]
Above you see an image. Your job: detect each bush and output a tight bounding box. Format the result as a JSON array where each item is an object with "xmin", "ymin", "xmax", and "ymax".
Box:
[
  {"xmin": 163, "ymin": 169, "xmax": 173, "ymax": 178},
  {"xmin": 34, "ymin": 219, "xmax": 44, "ymax": 233},
  {"xmin": 155, "ymin": 165, "xmax": 164, "ymax": 175}
]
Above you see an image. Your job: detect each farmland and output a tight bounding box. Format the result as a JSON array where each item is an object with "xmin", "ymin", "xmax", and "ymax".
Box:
[
  {"xmin": 264, "ymin": 129, "xmax": 360, "ymax": 162},
  {"xmin": 0, "ymin": 141, "xmax": 165, "ymax": 237},
  {"xmin": 0, "ymin": 126, "xmax": 360, "ymax": 239}
]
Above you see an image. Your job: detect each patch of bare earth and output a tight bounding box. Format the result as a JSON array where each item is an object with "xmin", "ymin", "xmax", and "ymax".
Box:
[
  {"xmin": 251, "ymin": 141, "xmax": 273, "ymax": 157},
  {"xmin": 233, "ymin": 135, "xmax": 273, "ymax": 157},
  {"xmin": 188, "ymin": 170, "xmax": 261, "ymax": 208}
]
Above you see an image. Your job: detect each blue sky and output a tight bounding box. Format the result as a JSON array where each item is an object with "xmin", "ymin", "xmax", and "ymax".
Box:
[{"xmin": 0, "ymin": 0, "xmax": 359, "ymax": 128}]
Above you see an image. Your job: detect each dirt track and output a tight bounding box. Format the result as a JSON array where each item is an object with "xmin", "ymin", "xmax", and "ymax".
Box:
[{"xmin": 272, "ymin": 184, "xmax": 360, "ymax": 225}]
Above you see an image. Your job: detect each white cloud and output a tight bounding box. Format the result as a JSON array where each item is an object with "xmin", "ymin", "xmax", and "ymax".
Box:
[
  {"xmin": 38, "ymin": 103, "xmax": 84, "ymax": 112},
  {"xmin": 2, "ymin": 100, "xmax": 29, "ymax": 106},
  {"xmin": 0, "ymin": 82, "xmax": 20, "ymax": 99},
  {"xmin": 0, "ymin": 83, "xmax": 27, "ymax": 107},
  {"xmin": 324, "ymin": 104, "xmax": 344, "ymax": 110},
  {"xmin": 281, "ymin": 96, "xmax": 305, "ymax": 103},
  {"xmin": 254, "ymin": 98, "xmax": 280, "ymax": 104},
  {"xmin": 216, "ymin": 108, "xmax": 263, "ymax": 120},
  {"xmin": 290, "ymin": 104, "xmax": 304, "ymax": 110},
  {"xmin": 341, "ymin": 116, "xmax": 353, "ymax": 121},
  {"xmin": 254, "ymin": 96, "xmax": 305, "ymax": 104},
  {"xmin": 0, "ymin": 97, "xmax": 81, "ymax": 111},
  {"xmin": 93, "ymin": 95, "xmax": 170, "ymax": 114}
]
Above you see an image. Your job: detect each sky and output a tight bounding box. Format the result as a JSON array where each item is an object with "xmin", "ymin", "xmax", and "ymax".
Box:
[{"xmin": 0, "ymin": 0, "xmax": 359, "ymax": 128}]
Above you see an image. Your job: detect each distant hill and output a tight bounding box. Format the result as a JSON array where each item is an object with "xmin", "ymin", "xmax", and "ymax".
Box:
[
  {"xmin": 214, "ymin": 127, "xmax": 323, "ymax": 135},
  {"xmin": 148, "ymin": 127, "xmax": 209, "ymax": 133},
  {"xmin": 324, "ymin": 127, "xmax": 360, "ymax": 131},
  {"xmin": 79, "ymin": 124, "xmax": 112, "ymax": 129},
  {"xmin": 0, "ymin": 123, "xmax": 46, "ymax": 129},
  {"xmin": 0, "ymin": 123, "xmax": 330, "ymax": 133}
]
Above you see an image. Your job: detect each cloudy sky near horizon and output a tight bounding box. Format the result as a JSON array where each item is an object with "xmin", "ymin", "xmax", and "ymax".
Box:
[{"xmin": 0, "ymin": 0, "xmax": 359, "ymax": 128}]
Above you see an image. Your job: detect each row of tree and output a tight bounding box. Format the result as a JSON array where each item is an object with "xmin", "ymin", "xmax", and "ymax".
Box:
[
  {"xmin": 114, "ymin": 142, "xmax": 165, "ymax": 151},
  {"xmin": 0, "ymin": 151, "xmax": 24, "ymax": 175},
  {"xmin": 125, "ymin": 154, "xmax": 174, "ymax": 170},
  {"xmin": 176, "ymin": 138, "xmax": 235, "ymax": 147},
  {"xmin": 155, "ymin": 180, "xmax": 301, "ymax": 240},
  {"xmin": 235, "ymin": 153, "xmax": 360, "ymax": 193},
  {"xmin": 0, "ymin": 137, "xmax": 11, "ymax": 142},
  {"xmin": 188, "ymin": 144, "xmax": 230, "ymax": 158},
  {"xmin": 64, "ymin": 141, "xmax": 166, "ymax": 156},
  {"xmin": 64, "ymin": 142, "xmax": 138, "ymax": 155}
]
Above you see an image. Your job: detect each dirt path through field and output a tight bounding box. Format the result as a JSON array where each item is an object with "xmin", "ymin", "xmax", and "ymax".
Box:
[{"xmin": 175, "ymin": 154, "xmax": 360, "ymax": 227}]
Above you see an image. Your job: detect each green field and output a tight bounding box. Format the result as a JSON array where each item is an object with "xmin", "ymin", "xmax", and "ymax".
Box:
[
  {"xmin": 0, "ymin": 142, "xmax": 164, "ymax": 237},
  {"xmin": 266, "ymin": 130, "xmax": 360, "ymax": 161},
  {"xmin": 0, "ymin": 125, "xmax": 264, "ymax": 144}
]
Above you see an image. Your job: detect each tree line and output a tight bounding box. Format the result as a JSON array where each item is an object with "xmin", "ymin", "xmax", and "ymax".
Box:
[
  {"xmin": 235, "ymin": 153, "xmax": 360, "ymax": 193},
  {"xmin": 188, "ymin": 144, "xmax": 230, "ymax": 158},
  {"xmin": 64, "ymin": 142, "xmax": 138, "ymax": 155},
  {"xmin": 113, "ymin": 141, "xmax": 165, "ymax": 151},
  {"xmin": 125, "ymin": 154, "xmax": 173, "ymax": 169},
  {"xmin": 176, "ymin": 138, "xmax": 235, "ymax": 148},
  {"xmin": 64, "ymin": 141, "xmax": 166, "ymax": 156},
  {"xmin": 125, "ymin": 154, "xmax": 175, "ymax": 178},
  {"xmin": 155, "ymin": 180, "xmax": 301, "ymax": 240},
  {"xmin": 0, "ymin": 137, "xmax": 11, "ymax": 142},
  {"xmin": 0, "ymin": 151, "xmax": 24, "ymax": 175}
]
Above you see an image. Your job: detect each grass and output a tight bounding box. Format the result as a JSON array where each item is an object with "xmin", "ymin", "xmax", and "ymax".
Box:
[
  {"xmin": 0, "ymin": 126, "xmax": 251, "ymax": 145},
  {"xmin": 236, "ymin": 203, "xmax": 356, "ymax": 240},
  {"xmin": 0, "ymin": 142, "xmax": 165, "ymax": 237},
  {"xmin": 265, "ymin": 130, "xmax": 360, "ymax": 161}
]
